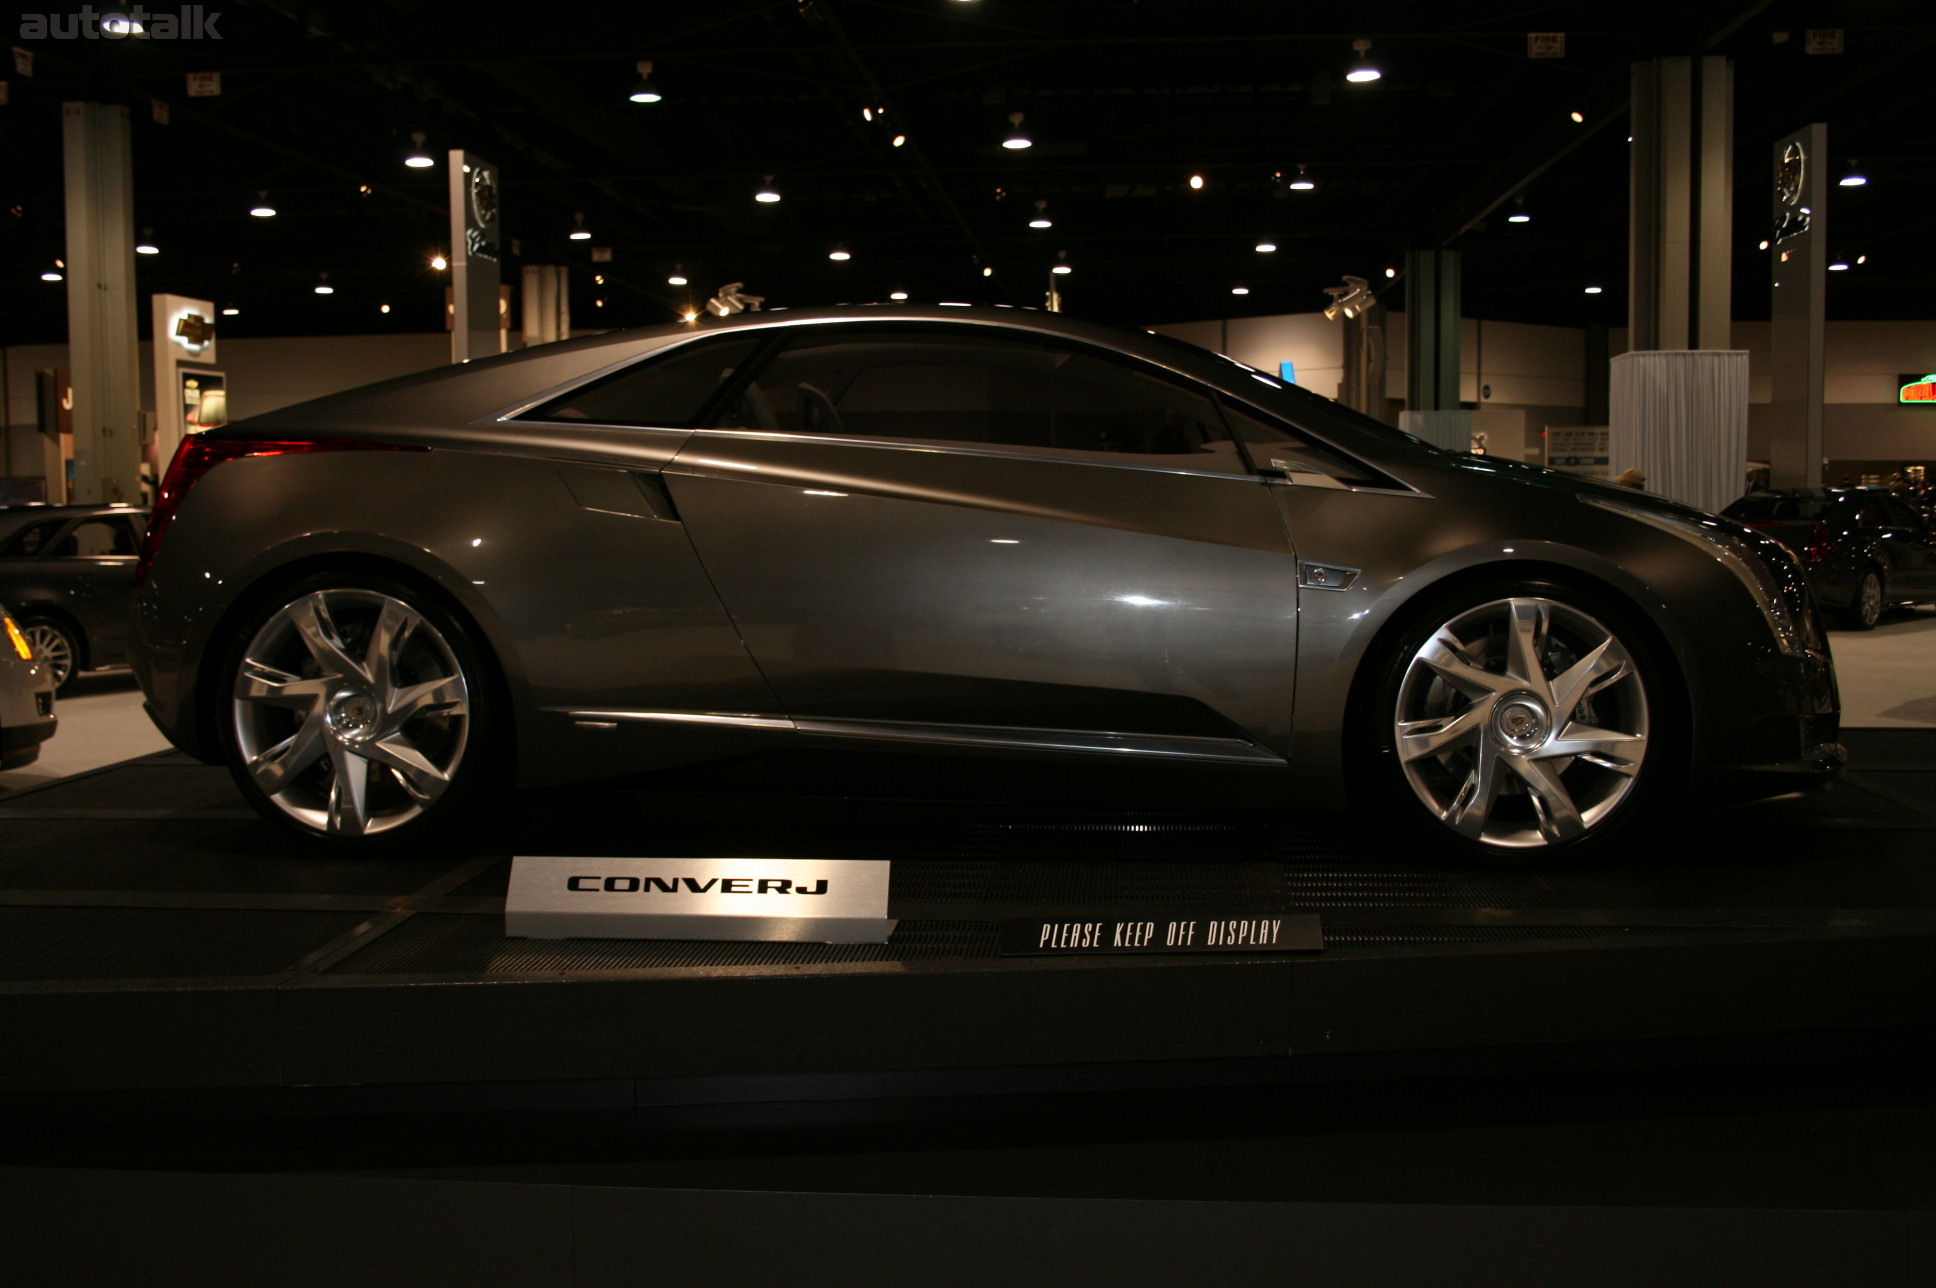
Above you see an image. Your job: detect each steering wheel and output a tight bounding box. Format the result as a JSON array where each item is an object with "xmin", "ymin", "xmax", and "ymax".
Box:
[{"xmin": 796, "ymin": 382, "xmax": 844, "ymax": 436}]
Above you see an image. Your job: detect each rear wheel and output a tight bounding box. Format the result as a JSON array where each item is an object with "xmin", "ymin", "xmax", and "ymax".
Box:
[
  {"xmin": 18, "ymin": 617, "xmax": 78, "ymax": 692},
  {"xmin": 1843, "ymin": 567, "xmax": 1883, "ymax": 631},
  {"xmin": 221, "ymin": 574, "xmax": 500, "ymax": 851},
  {"xmin": 1367, "ymin": 583, "xmax": 1666, "ymax": 862}
]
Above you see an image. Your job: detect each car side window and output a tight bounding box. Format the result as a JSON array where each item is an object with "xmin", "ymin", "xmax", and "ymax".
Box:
[
  {"xmin": 519, "ymin": 336, "xmax": 763, "ymax": 428},
  {"xmin": 0, "ymin": 518, "xmax": 66, "ymax": 557},
  {"xmin": 53, "ymin": 517, "xmax": 138, "ymax": 557},
  {"xmin": 1219, "ymin": 401, "xmax": 1389, "ymax": 487},
  {"xmin": 718, "ymin": 328, "xmax": 1244, "ymax": 471}
]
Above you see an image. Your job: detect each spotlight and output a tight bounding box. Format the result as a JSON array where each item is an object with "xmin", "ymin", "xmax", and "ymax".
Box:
[
  {"xmin": 1839, "ymin": 160, "xmax": 1867, "ymax": 187},
  {"xmin": 314, "ymin": 274, "xmax": 334, "ymax": 295},
  {"xmin": 629, "ymin": 60, "xmax": 662, "ymax": 103},
  {"xmin": 1321, "ymin": 275, "xmax": 1372, "ymax": 320},
  {"xmin": 1385, "ymin": 267, "xmax": 1397, "ymax": 278},
  {"xmin": 249, "ymin": 192, "xmax": 276, "ymax": 217},
  {"xmin": 569, "ymin": 212, "xmax": 591, "ymax": 241},
  {"xmin": 135, "ymin": 228, "xmax": 159, "ymax": 255},
  {"xmin": 380, "ymin": 303, "xmax": 391, "ymax": 314},
  {"xmin": 1003, "ymin": 112, "xmax": 1032, "ymax": 150},
  {"xmin": 1288, "ymin": 165, "xmax": 1316, "ymax": 191},
  {"xmin": 1828, "ymin": 261, "xmax": 1849, "ymax": 271},
  {"xmin": 1255, "ymin": 241, "xmax": 1277, "ymax": 253},
  {"xmin": 892, "ymin": 134, "xmax": 906, "ymax": 147},
  {"xmin": 1570, "ymin": 110, "xmax": 1586, "ymax": 123},
  {"xmin": 404, "ymin": 132, "xmax": 435, "ymax": 168},
  {"xmin": 40, "ymin": 271, "xmax": 63, "ymax": 282},
  {"xmin": 431, "ymin": 253, "xmax": 448, "ymax": 271},
  {"xmin": 1231, "ymin": 285, "xmax": 1250, "ymax": 295},
  {"xmin": 1583, "ymin": 285, "xmax": 1604, "ymax": 294},
  {"xmin": 1345, "ymin": 38, "xmax": 1381, "ymax": 83},
  {"xmin": 829, "ymin": 245, "xmax": 852, "ymax": 261},
  {"xmin": 1189, "ymin": 173, "xmax": 1205, "ymax": 190},
  {"xmin": 1030, "ymin": 199, "xmax": 1052, "ymax": 229},
  {"xmin": 889, "ymin": 291, "xmax": 909, "ymax": 300},
  {"xmin": 668, "ymin": 264, "xmax": 689, "ymax": 285},
  {"xmin": 220, "ymin": 307, "xmax": 239, "ymax": 316},
  {"xmin": 755, "ymin": 176, "xmax": 782, "ymax": 203}
]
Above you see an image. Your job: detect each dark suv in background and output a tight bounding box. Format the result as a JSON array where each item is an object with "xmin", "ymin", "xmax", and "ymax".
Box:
[
  {"xmin": 1723, "ymin": 488, "xmax": 1936, "ymax": 630},
  {"xmin": 0, "ymin": 504, "xmax": 149, "ymax": 690}
]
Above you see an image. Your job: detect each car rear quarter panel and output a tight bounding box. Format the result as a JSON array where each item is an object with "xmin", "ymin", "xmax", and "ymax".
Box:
[{"xmin": 134, "ymin": 441, "xmax": 779, "ymax": 786}]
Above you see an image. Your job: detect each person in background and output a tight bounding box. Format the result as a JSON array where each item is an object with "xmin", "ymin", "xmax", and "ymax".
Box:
[{"xmin": 1615, "ymin": 468, "xmax": 1647, "ymax": 489}]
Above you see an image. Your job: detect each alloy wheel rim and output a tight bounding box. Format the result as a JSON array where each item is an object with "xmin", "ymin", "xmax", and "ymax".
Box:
[
  {"xmin": 231, "ymin": 589, "xmax": 470, "ymax": 837},
  {"xmin": 1394, "ymin": 597, "xmax": 1649, "ymax": 849},
  {"xmin": 1860, "ymin": 574, "xmax": 1882, "ymax": 625},
  {"xmin": 24, "ymin": 624, "xmax": 72, "ymax": 687}
]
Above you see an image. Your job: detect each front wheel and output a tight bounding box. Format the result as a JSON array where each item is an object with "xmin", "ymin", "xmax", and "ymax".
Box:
[
  {"xmin": 1367, "ymin": 586, "xmax": 1667, "ymax": 862},
  {"xmin": 220, "ymin": 575, "xmax": 500, "ymax": 851}
]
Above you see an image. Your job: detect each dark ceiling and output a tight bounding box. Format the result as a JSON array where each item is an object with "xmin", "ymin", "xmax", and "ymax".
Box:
[{"xmin": 6, "ymin": 0, "xmax": 1934, "ymax": 349}]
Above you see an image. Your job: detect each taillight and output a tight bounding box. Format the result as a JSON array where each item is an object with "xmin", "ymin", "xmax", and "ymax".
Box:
[
  {"xmin": 135, "ymin": 434, "xmax": 426, "ymax": 589},
  {"xmin": 1805, "ymin": 522, "xmax": 1830, "ymax": 564}
]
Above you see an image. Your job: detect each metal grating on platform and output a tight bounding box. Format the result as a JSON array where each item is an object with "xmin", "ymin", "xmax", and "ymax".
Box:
[
  {"xmin": 0, "ymin": 906, "xmax": 366, "ymax": 981},
  {"xmin": 323, "ymin": 914, "xmax": 1003, "ymax": 975}
]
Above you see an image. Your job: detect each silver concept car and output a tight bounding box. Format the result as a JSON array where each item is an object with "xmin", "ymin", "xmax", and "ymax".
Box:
[{"xmin": 129, "ymin": 306, "xmax": 1841, "ymax": 859}]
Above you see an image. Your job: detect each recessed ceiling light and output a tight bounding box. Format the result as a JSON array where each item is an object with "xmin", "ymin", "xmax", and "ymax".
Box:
[
  {"xmin": 1003, "ymin": 112, "xmax": 1031, "ymax": 150},
  {"xmin": 829, "ymin": 245, "xmax": 852, "ymax": 261},
  {"xmin": 1231, "ymin": 285, "xmax": 1250, "ymax": 295},
  {"xmin": 1254, "ymin": 241, "xmax": 1277, "ymax": 253},
  {"xmin": 890, "ymin": 291, "xmax": 909, "ymax": 300},
  {"xmin": 755, "ymin": 176, "xmax": 781, "ymax": 203},
  {"xmin": 1583, "ymin": 285, "xmax": 1604, "ymax": 294}
]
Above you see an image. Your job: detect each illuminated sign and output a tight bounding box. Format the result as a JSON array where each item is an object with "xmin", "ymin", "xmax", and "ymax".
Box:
[
  {"xmin": 171, "ymin": 310, "xmax": 213, "ymax": 356},
  {"xmin": 1901, "ymin": 374, "xmax": 1936, "ymax": 404}
]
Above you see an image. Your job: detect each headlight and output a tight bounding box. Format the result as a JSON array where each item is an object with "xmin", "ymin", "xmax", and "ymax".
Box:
[{"xmin": 1582, "ymin": 496, "xmax": 1811, "ymax": 656}]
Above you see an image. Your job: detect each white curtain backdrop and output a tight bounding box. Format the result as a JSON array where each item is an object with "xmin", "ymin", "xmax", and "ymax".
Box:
[
  {"xmin": 1397, "ymin": 409, "xmax": 1475, "ymax": 452},
  {"xmin": 1608, "ymin": 349, "xmax": 1749, "ymax": 515}
]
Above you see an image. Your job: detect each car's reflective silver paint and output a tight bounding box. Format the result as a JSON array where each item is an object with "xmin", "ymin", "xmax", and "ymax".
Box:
[{"xmin": 129, "ymin": 306, "xmax": 1841, "ymax": 851}]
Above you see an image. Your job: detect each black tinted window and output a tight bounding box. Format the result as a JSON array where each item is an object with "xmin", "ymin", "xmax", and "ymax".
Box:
[
  {"xmin": 50, "ymin": 517, "xmax": 138, "ymax": 557},
  {"xmin": 1221, "ymin": 401, "xmax": 1388, "ymax": 486},
  {"xmin": 721, "ymin": 328, "xmax": 1239, "ymax": 469},
  {"xmin": 0, "ymin": 518, "xmax": 65, "ymax": 557},
  {"xmin": 524, "ymin": 336, "xmax": 761, "ymax": 427}
]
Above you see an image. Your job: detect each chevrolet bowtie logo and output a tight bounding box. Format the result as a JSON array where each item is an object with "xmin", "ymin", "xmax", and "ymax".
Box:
[{"xmin": 174, "ymin": 313, "xmax": 214, "ymax": 346}]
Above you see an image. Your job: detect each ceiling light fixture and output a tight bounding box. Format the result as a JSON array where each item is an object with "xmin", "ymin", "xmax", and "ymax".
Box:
[
  {"xmin": 629, "ymin": 60, "xmax": 662, "ymax": 104},
  {"xmin": 404, "ymin": 132, "xmax": 435, "ymax": 168},
  {"xmin": 1507, "ymin": 195, "xmax": 1531, "ymax": 223},
  {"xmin": 1231, "ymin": 285, "xmax": 1250, "ymax": 296},
  {"xmin": 1385, "ymin": 267, "xmax": 1397, "ymax": 278},
  {"xmin": 569, "ymin": 212, "xmax": 591, "ymax": 241},
  {"xmin": 1288, "ymin": 165, "xmax": 1316, "ymax": 192},
  {"xmin": 1583, "ymin": 285, "xmax": 1604, "ymax": 294},
  {"xmin": 380, "ymin": 303, "xmax": 391, "ymax": 314},
  {"xmin": 314, "ymin": 273, "xmax": 334, "ymax": 296},
  {"xmin": 40, "ymin": 270, "xmax": 63, "ymax": 282},
  {"xmin": 1345, "ymin": 38, "xmax": 1381, "ymax": 83},
  {"xmin": 829, "ymin": 244, "xmax": 852, "ymax": 261},
  {"xmin": 1030, "ymin": 200, "xmax": 1053, "ymax": 229},
  {"xmin": 1189, "ymin": 173, "xmax": 1205, "ymax": 190},
  {"xmin": 755, "ymin": 176, "xmax": 781, "ymax": 203},
  {"xmin": 892, "ymin": 134, "xmax": 906, "ymax": 147},
  {"xmin": 431, "ymin": 253, "xmax": 448, "ymax": 270},
  {"xmin": 135, "ymin": 227, "xmax": 159, "ymax": 254},
  {"xmin": 1828, "ymin": 260, "xmax": 1849, "ymax": 271},
  {"xmin": 890, "ymin": 291, "xmax": 909, "ymax": 300},
  {"xmin": 249, "ymin": 192, "xmax": 276, "ymax": 217},
  {"xmin": 1254, "ymin": 240, "xmax": 1277, "ymax": 253},
  {"xmin": 1051, "ymin": 250, "xmax": 1072, "ymax": 276},
  {"xmin": 221, "ymin": 306, "xmax": 239, "ymax": 316},
  {"xmin": 1002, "ymin": 112, "xmax": 1031, "ymax": 150},
  {"xmin": 668, "ymin": 264, "xmax": 689, "ymax": 285},
  {"xmin": 1570, "ymin": 110, "xmax": 1586, "ymax": 123},
  {"xmin": 1839, "ymin": 160, "xmax": 1867, "ymax": 187}
]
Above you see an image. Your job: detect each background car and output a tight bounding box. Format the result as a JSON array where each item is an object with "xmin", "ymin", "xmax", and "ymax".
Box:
[
  {"xmin": 0, "ymin": 600, "xmax": 57, "ymax": 772},
  {"xmin": 0, "ymin": 503, "xmax": 149, "ymax": 691},
  {"xmin": 1723, "ymin": 488, "xmax": 1936, "ymax": 630},
  {"xmin": 128, "ymin": 306, "xmax": 1839, "ymax": 863}
]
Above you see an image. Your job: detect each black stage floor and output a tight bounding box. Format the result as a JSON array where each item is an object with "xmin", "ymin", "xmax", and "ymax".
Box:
[{"xmin": 2, "ymin": 733, "xmax": 1933, "ymax": 1285}]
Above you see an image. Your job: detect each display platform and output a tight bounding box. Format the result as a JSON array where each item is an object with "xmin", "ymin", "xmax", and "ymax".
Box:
[{"xmin": 2, "ymin": 729, "xmax": 1933, "ymax": 1099}]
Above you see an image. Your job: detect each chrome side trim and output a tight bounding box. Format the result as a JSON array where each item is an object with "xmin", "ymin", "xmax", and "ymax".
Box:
[
  {"xmin": 550, "ymin": 708, "xmax": 795, "ymax": 730},
  {"xmin": 673, "ymin": 427, "xmax": 1266, "ymax": 483},
  {"xmin": 548, "ymin": 707, "xmax": 1286, "ymax": 764}
]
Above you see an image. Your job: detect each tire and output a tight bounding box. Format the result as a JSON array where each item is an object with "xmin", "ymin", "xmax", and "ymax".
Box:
[
  {"xmin": 1842, "ymin": 567, "xmax": 1883, "ymax": 631},
  {"xmin": 219, "ymin": 572, "xmax": 502, "ymax": 852},
  {"xmin": 19, "ymin": 616, "xmax": 79, "ymax": 692},
  {"xmin": 1364, "ymin": 581, "xmax": 1670, "ymax": 863}
]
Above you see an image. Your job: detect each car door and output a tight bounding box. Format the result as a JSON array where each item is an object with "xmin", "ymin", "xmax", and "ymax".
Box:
[
  {"xmin": 40, "ymin": 514, "xmax": 141, "ymax": 664},
  {"xmin": 1875, "ymin": 493, "xmax": 1936, "ymax": 597},
  {"xmin": 663, "ymin": 324, "xmax": 1302, "ymax": 758}
]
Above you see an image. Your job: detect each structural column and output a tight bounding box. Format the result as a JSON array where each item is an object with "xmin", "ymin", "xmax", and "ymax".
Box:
[
  {"xmin": 61, "ymin": 102, "xmax": 142, "ymax": 504},
  {"xmin": 1616, "ymin": 57, "xmax": 1745, "ymax": 509},
  {"xmin": 1401, "ymin": 249, "xmax": 1468, "ymax": 450}
]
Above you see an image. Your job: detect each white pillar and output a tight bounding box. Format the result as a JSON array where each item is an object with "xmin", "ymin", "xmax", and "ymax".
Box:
[{"xmin": 62, "ymin": 101, "xmax": 142, "ymax": 503}]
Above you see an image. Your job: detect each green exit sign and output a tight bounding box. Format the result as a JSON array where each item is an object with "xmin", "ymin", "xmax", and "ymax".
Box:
[{"xmin": 1901, "ymin": 374, "xmax": 1936, "ymax": 403}]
